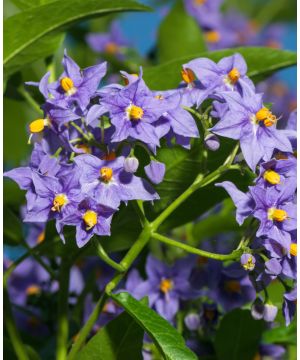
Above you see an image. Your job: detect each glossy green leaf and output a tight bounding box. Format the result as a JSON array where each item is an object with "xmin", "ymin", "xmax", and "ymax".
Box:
[
  {"xmin": 4, "ymin": 0, "xmax": 151, "ymax": 76},
  {"xmin": 215, "ymin": 309, "xmax": 265, "ymax": 360},
  {"xmin": 76, "ymin": 311, "xmax": 144, "ymax": 360},
  {"xmin": 112, "ymin": 292, "xmax": 197, "ymax": 360},
  {"xmin": 145, "ymin": 137, "xmax": 252, "ymax": 231},
  {"xmin": 11, "ymin": 0, "xmax": 56, "ymax": 11},
  {"xmin": 157, "ymin": 0, "xmax": 206, "ymax": 63},
  {"xmin": 143, "ymin": 47, "xmax": 297, "ymax": 90}
]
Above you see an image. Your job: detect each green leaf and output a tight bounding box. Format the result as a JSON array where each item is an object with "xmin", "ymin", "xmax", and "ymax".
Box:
[
  {"xmin": 143, "ymin": 47, "xmax": 297, "ymax": 90},
  {"xmin": 262, "ymin": 321, "xmax": 297, "ymax": 346},
  {"xmin": 11, "ymin": 0, "xmax": 56, "ymax": 11},
  {"xmin": 157, "ymin": 0, "xmax": 206, "ymax": 63},
  {"xmin": 214, "ymin": 309, "xmax": 265, "ymax": 360},
  {"xmin": 112, "ymin": 292, "xmax": 197, "ymax": 360},
  {"xmin": 76, "ymin": 311, "xmax": 144, "ymax": 360},
  {"xmin": 4, "ymin": 0, "xmax": 151, "ymax": 77},
  {"xmin": 192, "ymin": 199, "xmax": 241, "ymax": 242},
  {"xmin": 145, "ymin": 137, "xmax": 252, "ymax": 231},
  {"xmin": 4, "ymin": 206, "xmax": 24, "ymax": 245}
]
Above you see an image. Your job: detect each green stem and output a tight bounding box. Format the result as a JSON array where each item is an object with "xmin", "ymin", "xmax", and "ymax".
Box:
[
  {"xmin": 4, "ymin": 287, "xmax": 29, "ymax": 360},
  {"xmin": 18, "ymin": 86, "xmax": 43, "ymax": 115},
  {"xmin": 152, "ymin": 233, "xmax": 242, "ymax": 261},
  {"xmin": 70, "ymin": 122, "xmax": 90, "ymax": 141},
  {"xmin": 152, "ymin": 163, "xmax": 239, "ymax": 231},
  {"xmin": 67, "ymin": 293, "xmax": 108, "ymax": 360},
  {"xmin": 67, "ymin": 225, "xmax": 152, "ymax": 359},
  {"xmin": 56, "ymin": 260, "xmax": 70, "ymax": 360},
  {"xmin": 93, "ymin": 239, "xmax": 125, "ymax": 272}
]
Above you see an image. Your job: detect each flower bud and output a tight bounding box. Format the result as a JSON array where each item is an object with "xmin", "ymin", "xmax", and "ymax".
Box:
[
  {"xmin": 251, "ymin": 298, "xmax": 264, "ymax": 320},
  {"xmin": 263, "ymin": 303, "xmax": 278, "ymax": 322},
  {"xmin": 144, "ymin": 160, "xmax": 165, "ymax": 184},
  {"xmin": 124, "ymin": 157, "xmax": 139, "ymax": 173},
  {"xmin": 184, "ymin": 313, "xmax": 200, "ymax": 331},
  {"xmin": 204, "ymin": 134, "xmax": 220, "ymax": 151}
]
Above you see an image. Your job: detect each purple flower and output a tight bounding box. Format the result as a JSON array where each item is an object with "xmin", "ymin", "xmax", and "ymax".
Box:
[
  {"xmin": 86, "ymin": 21, "xmax": 129, "ymax": 59},
  {"xmin": 185, "ymin": 53, "xmax": 254, "ymax": 95},
  {"xmin": 258, "ymin": 343, "xmax": 286, "ymax": 359},
  {"xmin": 184, "ymin": 0, "xmax": 223, "ymax": 29},
  {"xmin": 27, "ymin": 50, "xmax": 107, "ymax": 111},
  {"xmin": 126, "ymin": 256, "xmax": 199, "ymax": 321},
  {"xmin": 144, "ymin": 160, "xmax": 166, "ymax": 184},
  {"xmin": 217, "ymin": 180, "xmax": 296, "ymax": 250},
  {"xmin": 249, "ymin": 181, "xmax": 296, "ymax": 248},
  {"xmin": 100, "ymin": 75, "xmax": 177, "ymax": 147},
  {"xmin": 208, "ymin": 263, "xmax": 256, "ymax": 312},
  {"xmin": 256, "ymin": 158, "xmax": 296, "ymax": 190},
  {"xmin": 153, "ymin": 90, "xmax": 200, "ymax": 143},
  {"xmin": 74, "ymin": 154, "xmax": 158, "ymax": 208},
  {"xmin": 240, "ymin": 253, "xmax": 256, "ymax": 271},
  {"xmin": 61, "ymin": 197, "xmax": 115, "ymax": 247},
  {"xmin": 283, "ymin": 286, "xmax": 297, "ymax": 326},
  {"xmin": 211, "ymin": 85, "xmax": 292, "ymax": 170}
]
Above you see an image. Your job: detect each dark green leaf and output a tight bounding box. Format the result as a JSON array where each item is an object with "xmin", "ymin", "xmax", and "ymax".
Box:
[
  {"xmin": 157, "ymin": 0, "xmax": 206, "ymax": 63},
  {"xmin": 112, "ymin": 292, "xmax": 197, "ymax": 360},
  {"xmin": 143, "ymin": 47, "xmax": 297, "ymax": 90},
  {"xmin": 215, "ymin": 309, "xmax": 265, "ymax": 360},
  {"xmin": 145, "ymin": 138, "xmax": 252, "ymax": 231},
  {"xmin": 76, "ymin": 310, "xmax": 144, "ymax": 360},
  {"xmin": 4, "ymin": 206, "xmax": 24, "ymax": 245},
  {"xmin": 4, "ymin": 0, "xmax": 151, "ymax": 77}
]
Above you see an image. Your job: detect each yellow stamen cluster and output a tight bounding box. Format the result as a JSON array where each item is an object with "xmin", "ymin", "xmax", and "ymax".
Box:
[
  {"xmin": 255, "ymin": 107, "xmax": 277, "ymax": 127},
  {"xmin": 194, "ymin": 0, "xmax": 206, "ymax": 5},
  {"xmin": 263, "ymin": 169, "xmax": 281, "ymax": 185},
  {"xmin": 204, "ymin": 31, "xmax": 221, "ymax": 43},
  {"xmin": 181, "ymin": 68, "xmax": 195, "ymax": 84},
  {"xmin": 227, "ymin": 67, "xmax": 240, "ymax": 84},
  {"xmin": 159, "ymin": 278, "xmax": 173, "ymax": 294},
  {"xmin": 127, "ymin": 104, "xmax": 144, "ymax": 120},
  {"xmin": 275, "ymin": 152, "xmax": 289, "ymax": 160},
  {"xmin": 26, "ymin": 285, "xmax": 41, "ymax": 296},
  {"xmin": 51, "ymin": 194, "xmax": 68, "ymax": 212},
  {"xmin": 105, "ymin": 42, "xmax": 119, "ymax": 54},
  {"xmin": 100, "ymin": 167, "xmax": 113, "ymax": 182},
  {"xmin": 242, "ymin": 256, "xmax": 255, "ymax": 271},
  {"xmin": 268, "ymin": 208, "xmax": 288, "ymax": 222},
  {"xmin": 60, "ymin": 77, "xmax": 77, "ymax": 96},
  {"xmin": 29, "ymin": 119, "xmax": 48, "ymax": 134},
  {"xmin": 290, "ymin": 243, "xmax": 297, "ymax": 257},
  {"xmin": 82, "ymin": 210, "xmax": 98, "ymax": 230},
  {"xmin": 224, "ymin": 280, "xmax": 241, "ymax": 293}
]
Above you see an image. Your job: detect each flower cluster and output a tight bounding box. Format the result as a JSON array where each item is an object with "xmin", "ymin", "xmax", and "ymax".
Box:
[
  {"xmin": 4, "ymin": 50, "xmax": 296, "ymax": 333},
  {"xmin": 184, "ymin": 0, "xmax": 285, "ymax": 50}
]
